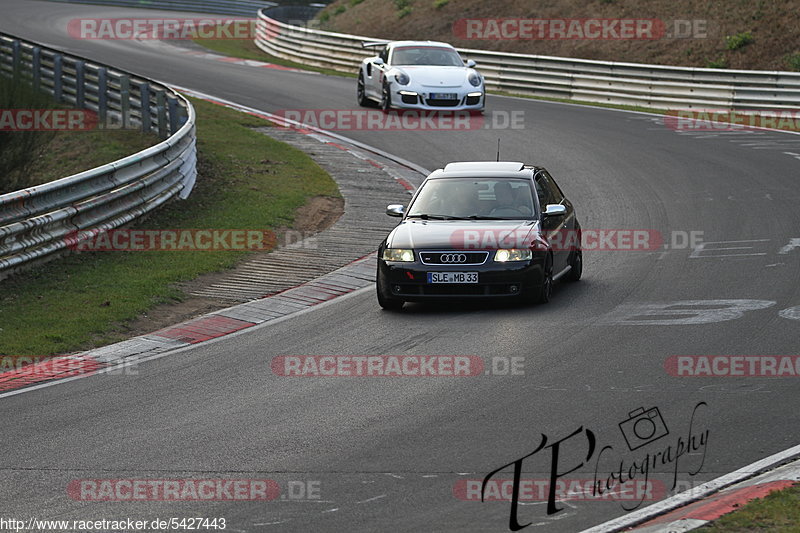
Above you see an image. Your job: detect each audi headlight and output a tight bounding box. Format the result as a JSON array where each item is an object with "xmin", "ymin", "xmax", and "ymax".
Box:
[
  {"xmin": 394, "ymin": 72, "xmax": 410, "ymax": 85},
  {"xmin": 468, "ymin": 71, "xmax": 482, "ymax": 87},
  {"xmin": 382, "ymin": 248, "xmax": 415, "ymax": 262},
  {"xmin": 494, "ymin": 249, "xmax": 532, "ymax": 262}
]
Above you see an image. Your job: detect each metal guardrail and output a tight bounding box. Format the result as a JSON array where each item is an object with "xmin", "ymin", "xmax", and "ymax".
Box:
[
  {"xmin": 46, "ymin": 0, "xmax": 279, "ymax": 17},
  {"xmin": 0, "ymin": 33, "xmax": 196, "ymax": 280},
  {"xmin": 255, "ymin": 11, "xmax": 800, "ymax": 111}
]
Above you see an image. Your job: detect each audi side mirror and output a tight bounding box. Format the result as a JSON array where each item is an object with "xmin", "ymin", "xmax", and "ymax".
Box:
[
  {"xmin": 386, "ymin": 204, "xmax": 405, "ymax": 217},
  {"xmin": 543, "ymin": 204, "xmax": 566, "ymax": 217}
]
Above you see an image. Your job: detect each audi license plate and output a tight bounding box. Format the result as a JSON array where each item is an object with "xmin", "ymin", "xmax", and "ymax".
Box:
[
  {"xmin": 428, "ymin": 272, "xmax": 479, "ymax": 284},
  {"xmin": 429, "ymin": 92, "xmax": 458, "ymax": 100}
]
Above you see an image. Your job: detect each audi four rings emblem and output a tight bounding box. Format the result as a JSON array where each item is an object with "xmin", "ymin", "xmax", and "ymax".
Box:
[{"xmin": 440, "ymin": 253, "xmax": 467, "ymax": 263}]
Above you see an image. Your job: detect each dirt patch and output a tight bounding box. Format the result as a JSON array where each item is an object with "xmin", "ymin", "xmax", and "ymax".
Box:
[
  {"xmin": 294, "ymin": 195, "xmax": 345, "ymax": 233},
  {"xmin": 103, "ymin": 195, "xmax": 344, "ymax": 341}
]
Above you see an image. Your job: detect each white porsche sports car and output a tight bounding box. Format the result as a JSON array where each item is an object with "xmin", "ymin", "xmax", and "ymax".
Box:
[{"xmin": 357, "ymin": 40, "xmax": 485, "ymax": 112}]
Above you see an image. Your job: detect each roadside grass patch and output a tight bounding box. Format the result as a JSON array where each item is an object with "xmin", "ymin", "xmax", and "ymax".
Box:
[
  {"xmin": 0, "ymin": 97, "xmax": 339, "ymax": 356},
  {"xmin": 725, "ymin": 31, "xmax": 754, "ymax": 51},
  {"xmin": 702, "ymin": 483, "xmax": 800, "ymax": 531},
  {"xmin": 785, "ymin": 52, "xmax": 800, "ymax": 71},
  {"xmin": 192, "ymin": 28, "xmax": 354, "ymax": 78},
  {"xmin": 707, "ymin": 56, "xmax": 729, "ymax": 69}
]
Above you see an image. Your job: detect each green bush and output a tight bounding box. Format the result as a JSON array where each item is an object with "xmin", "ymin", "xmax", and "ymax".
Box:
[
  {"xmin": 725, "ymin": 31, "xmax": 754, "ymax": 51},
  {"xmin": 394, "ymin": 0, "xmax": 411, "ymax": 9},
  {"xmin": 333, "ymin": 5, "xmax": 346, "ymax": 15},
  {"xmin": 319, "ymin": 11, "xmax": 330, "ymax": 23},
  {"xmin": 0, "ymin": 75, "xmax": 57, "ymax": 193},
  {"xmin": 707, "ymin": 56, "xmax": 729, "ymax": 69},
  {"xmin": 397, "ymin": 6, "xmax": 413, "ymax": 18},
  {"xmin": 785, "ymin": 53, "xmax": 800, "ymax": 71},
  {"xmin": 349, "ymin": 0, "xmax": 364, "ymax": 5},
  {"xmin": 433, "ymin": 0, "xmax": 449, "ymax": 8}
]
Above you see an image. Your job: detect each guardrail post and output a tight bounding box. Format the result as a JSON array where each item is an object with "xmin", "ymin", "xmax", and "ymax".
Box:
[
  {"xmin": 53, "ymin": 54, "xmax": 63, "ymax": 101},
  {"xmin": 11, "ymin": 40, "xmax": 21, "ymax": 77},
  {"xmin": 177, "ymin": 104, "xmax": 188, "ymax": 129},
  {"xmin": 97, "ymin": 67, "xmax": 107, "ymax": 128},
  {"xmin": 156, "ymin": 90, "xmax": 167, "ymax": 138},
  {"xmin": 168, "ymin": 95, "xmax": 178, "ymax": 135},
  {"xmin": 75, "ymin": 60, "xmax": 85, "ymax": 108},
  {"xmin": 32, "ymin": 47, "xmax": 41, "ymax": 90},
  {"xmin": 139, "ymin": 82, "xmax": 151, "ymax": 133},
  {"xmin": 120, "ymin": 75, "xmax": 130, "ymax": 129}
]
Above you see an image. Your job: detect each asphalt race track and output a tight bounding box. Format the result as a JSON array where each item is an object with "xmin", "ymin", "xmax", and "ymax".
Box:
[{"xmin": 1, "ymin": 1, "xmax": 799, "ymax": 531}]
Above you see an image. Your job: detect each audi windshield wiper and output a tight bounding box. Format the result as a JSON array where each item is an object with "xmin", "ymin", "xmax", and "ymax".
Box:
[
  {"xmin": 406, "ymin": 214, "xmax": 512, "ymax": 220},
  {"xmin": 406, "ymin": 214, "xmax": 460, "ymax": 220}
]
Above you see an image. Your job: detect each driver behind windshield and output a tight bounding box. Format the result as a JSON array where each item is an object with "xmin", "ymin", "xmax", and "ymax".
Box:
[
  {"xmin": 490, "ymin": 181, "xmax": 533, "ymax": 217},
  {"xmin": 410, "ymin": 180, "xmax": 479, "ymax": 218},
  {"xmin": 438, "ymin": 181, "xmax": 479, "ymax": 217}
]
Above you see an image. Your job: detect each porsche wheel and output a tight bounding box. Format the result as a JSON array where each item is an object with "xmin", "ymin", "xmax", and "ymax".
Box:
[
  {"xmin": 357, "ymin": 71, "xmax": 374, "ymax": 107},
  {"xmin": 380, "ymin": 81, "xmax": 392, "ymax": 112}
]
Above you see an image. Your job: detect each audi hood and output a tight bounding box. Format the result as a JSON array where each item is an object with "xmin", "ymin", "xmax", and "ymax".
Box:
[{"xmin": 385, "ymin": 219, "xmax": 538, "ymax": 250}]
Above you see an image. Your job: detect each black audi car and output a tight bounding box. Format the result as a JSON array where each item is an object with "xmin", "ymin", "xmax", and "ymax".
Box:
[{"xmin": 376, "ymin": 161, "xmax": 582, "ymax": 310}]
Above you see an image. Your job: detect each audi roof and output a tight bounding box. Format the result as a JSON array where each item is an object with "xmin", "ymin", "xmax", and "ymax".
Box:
[{"xmin": 427, "ymin": 161, "xmax": 541, "ymax": 179}]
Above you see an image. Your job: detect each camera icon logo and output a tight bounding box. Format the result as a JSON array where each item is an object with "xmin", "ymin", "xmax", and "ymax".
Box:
[{"xmin": 618, "ymin": 406, "xmax": 670, "ymax": 451}]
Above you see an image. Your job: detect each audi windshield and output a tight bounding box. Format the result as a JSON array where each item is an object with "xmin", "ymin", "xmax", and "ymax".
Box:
[{"xmin": 406, "ymin": 178, "xmax": 536, "ymax": 220}]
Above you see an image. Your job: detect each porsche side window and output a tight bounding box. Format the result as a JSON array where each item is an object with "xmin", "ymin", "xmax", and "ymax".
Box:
[{"xmin": 380, "ymin": 47, "xmax": 389, "ymax": 64}]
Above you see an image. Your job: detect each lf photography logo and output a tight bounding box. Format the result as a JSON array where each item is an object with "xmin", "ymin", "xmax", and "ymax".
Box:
[
  {"xmin": 478, "ymin": 402, "xmax": 709, "ymax": 531},
  {"xmin": 618, "ymin": 406, "xmax": 669, "ymax": 451}
]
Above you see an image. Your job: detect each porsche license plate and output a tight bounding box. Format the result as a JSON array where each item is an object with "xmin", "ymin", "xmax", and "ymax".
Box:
[{"xmin": 429, "ymin": 92, "xmax": 457, "ymax": 100}]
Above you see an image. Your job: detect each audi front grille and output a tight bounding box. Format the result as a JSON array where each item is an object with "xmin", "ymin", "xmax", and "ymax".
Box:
[{"xmin": 419, "ymin": 251, "xmax": 489, "ymax": 265}]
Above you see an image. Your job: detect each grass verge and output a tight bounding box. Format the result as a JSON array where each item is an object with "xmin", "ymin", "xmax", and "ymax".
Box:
[
  {"xmin": 27, "ymin": 129, "xmax": 159, "ymax": 187},
  {"xmin": 0, "ymin": 97, "xmax": 339, "ymax": 356},
  {"xmin": 1, "ymin": 76, "xmax": 158, "ymax": 193},
  {"xmin": 192, "ymin": 31, "xmax": 355, "ymax": 78},
  {"xmin": 701, "ymin": 482, "xmax": 800, "ymax": 531}
]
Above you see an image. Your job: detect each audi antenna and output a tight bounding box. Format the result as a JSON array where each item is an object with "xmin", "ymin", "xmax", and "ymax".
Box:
[{"xmin": 496, "ymin": 138, "xmax": 500, "ymax": 161}]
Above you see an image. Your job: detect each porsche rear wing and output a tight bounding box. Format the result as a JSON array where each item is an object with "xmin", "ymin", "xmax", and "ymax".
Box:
[{"xmin": 361, "ymin": 40, "xmax": 390, "ymax": 49}]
